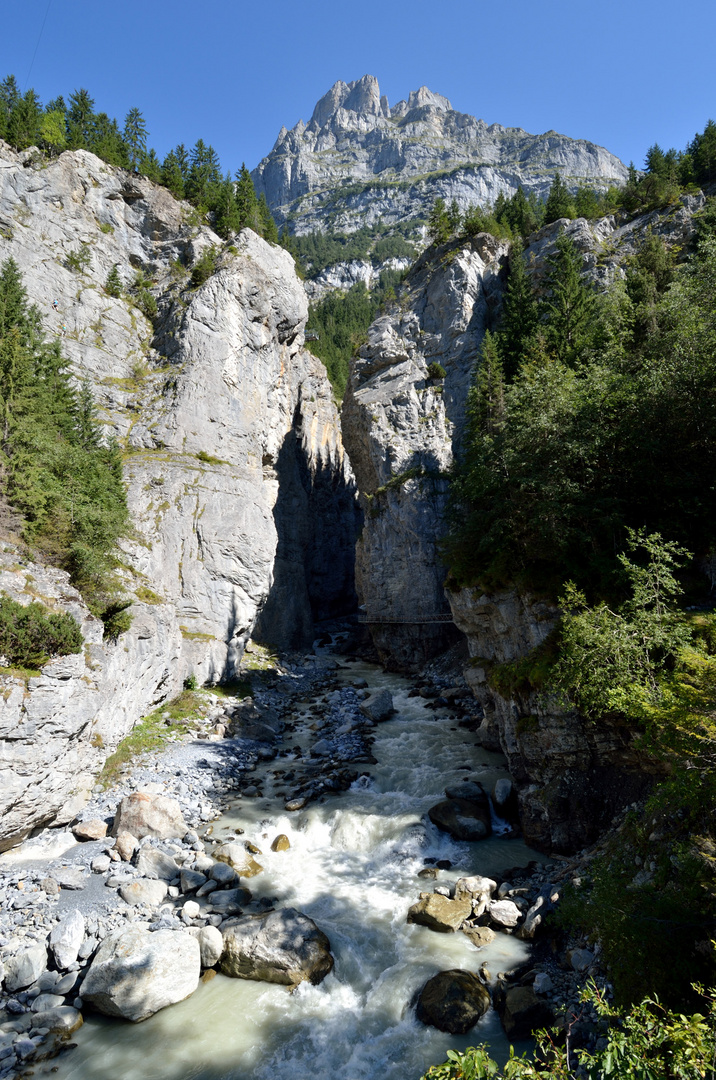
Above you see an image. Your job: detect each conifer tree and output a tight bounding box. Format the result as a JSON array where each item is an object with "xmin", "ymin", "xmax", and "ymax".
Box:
[
  {"xmin": 139, "ymin": 148, "xmax": 162, "ymax": 184},
  {"xmin": 498, "ymin": 247, "xmax": 539, "ymax": 380},
  {"xmin": 161, "ymin": 150, "xmax": 185, "ymax": 199},
  {"xmin": 123, "ymin": 107, "xmax": 147, "ymax": 172},
  {"xmin": 543, "ymin": 173, "xmax": 575, "ymax": 224},
  {"xmin": 542, "ymin": 234, "xmax": 595, "ymax": 364},
  {"xmin": 187, "ymin": 140, "xmax": 221, "ymax": 211},
  {"xmin": 469, "ymin": 330, "xmax": 505, "ymax": 437},
  {"xmin": 214, "ymin": 174, "xmax": 240, "ymax": 238},
  {"xmin": 235, "ymin": 163, "xmax": 260, "ymax": 232},
  {"xmin": 6, "ymin": 90, "xmax": 41, "ymax": 150},
  {"xmin": 67, "ymin": 88, "xmax": 95, "ymax": 148},
  {"xmin": 258, "ymin": 193, "xmax": 278, "ymax": 242},
  {"xmin": 428, "ymin": 197, "xmax": 451, "ymax": 244}
]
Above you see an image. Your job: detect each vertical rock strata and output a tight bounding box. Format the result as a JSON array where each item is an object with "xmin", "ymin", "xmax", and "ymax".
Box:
[
  {"xmin": 341, "ymin": 235, "xmax": 508, "ymax": 669},
  {"xmin": 0, "ymin": 142, "xmax": 358, "ymax": 847}
]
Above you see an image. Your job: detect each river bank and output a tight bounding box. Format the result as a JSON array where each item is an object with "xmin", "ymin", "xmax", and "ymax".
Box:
[{"xmin": 0, "ymin": 632, "xmax": 608, "ymax": 1080}]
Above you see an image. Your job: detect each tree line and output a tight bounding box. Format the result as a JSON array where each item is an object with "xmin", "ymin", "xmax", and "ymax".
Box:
[
  {"xmin": 0, "ymin": 74, "xmax": 279, "ymax": 242},
  {"xmin": 0, "ymin": 257, "xmax": 128, "ymax": 625},
  {"xmin": 428, "ymin": 117, "xmax": 716, "ymax": 246}
]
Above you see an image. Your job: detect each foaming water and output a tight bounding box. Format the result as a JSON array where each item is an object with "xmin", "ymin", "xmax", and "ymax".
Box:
[{"xmin": 50, "ymin": 662, "xmax": 541, "ymax": 1080}]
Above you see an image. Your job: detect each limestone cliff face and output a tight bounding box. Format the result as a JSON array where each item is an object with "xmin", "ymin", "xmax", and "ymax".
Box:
[
  {"xmin": 448, "ymin": 589, "xmax": 656, "ymax": 853},
  {"xmin": 0, "ymin": 551, "xmax": 181, "ymax": 851},
  {"xmin": 343, "ymin": 199, "xmax": 705, "ymax": 845},
  {"xmin": 0, "ymin": 142, "xmax": 358, "ymax": 846},
  {"xmin": 253, "ymin": 74, "xmax": 628, "ymax": 234},
  {"xmin": 342, "ymin": 233, "xmax": 508, "ymax": 669}
]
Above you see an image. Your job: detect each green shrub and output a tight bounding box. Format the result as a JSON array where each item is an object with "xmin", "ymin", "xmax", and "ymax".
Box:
[
  {"xmin": 426, "ymin": 362, "xmax": 447, "ymax": 380},
  {"xmin": 65, "ymin": 243, "xmax": 91, "ymax": 273},
  {"xmin": 136, "ymin": 288, "xmax": 157, "ymax": 320},
  {"xmin": 183, "ymin": 672, "xmax": 198, "ymax": 690},
  {"xmin": 422, "ymin": 981, "xmax": 716, "ymax": 1079},
  {"xmin": 105, "ymin": 264, "xmax": 122, "ymax": 297},
  {"xmin": 99, "ymin": 222, "xmax": 114, "ymax": 235},
  {"xmin": 0, "ymin": 595, "xmax": 83, "ymax": 668},
  {"xmin": 190, "ymin": 246, "xmax": 217, "ymax": 288},
  {"xmin": 101, "ymin": 600, "xmax": 133, "ymax": 641}
]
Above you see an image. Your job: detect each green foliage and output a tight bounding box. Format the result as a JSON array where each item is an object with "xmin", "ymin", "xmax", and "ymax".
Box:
[
  {"xmin": 190, "ymin": 246, "xmax": 217, "ymax": 288},
  {"xmin": 305, "ymin": 272, "xmax": 404, "ymax": 397},
  {"xmin": 426, "ymin": 362, "xmax": 446, "ymax": 380},
  {"xmin": 428, "ymin": 197, "xmax": 452, "ymax": 244},
  {"xmin": 422, "ymin": 982, "xmax": 716, "ymax": 1079},
  {"xmin": 543, "ymin": 172, "xmax": 576, "ymax": 224},
  {"xmin": 0, "ymin": 594, "xmax": 82, "ymax": 668},
  {"xmin": 101, "ymin": 599, "xmax": 132, "ymax": 641},
  {"xmin": 123, "ymin": 107, "xmax": 146, "ymax": 172},
  {"xmin": 104, "ymin": 264, "xmax": 122, "ymax": 298},
  {"xmin": 552, "ymin": 531, "xmax": 692, "ymax": 718},
  {"xmin": 446, "ymin": 231, "xmax": 716, "ymax": 597},
  {"xmin": 65, "ymin": 243, "xmax": 91, "ymax": 274},
  {"xmin": 488, "ymin": 629, "xmax": 561, "ymax": 699},
  {"xmin": 183, "ymin": 672, "xmax": 198, "ymax": 691},
  {"xmin": 288, "ymin": 221, "xmax": 415, "ymax": 280},
  {"xmin": 0, "ymin": 259, "xmax": 129, "ymax": 609},
  {"xmin": 135, "ymin": 288, "xmax": 157, "ymax": 320}
]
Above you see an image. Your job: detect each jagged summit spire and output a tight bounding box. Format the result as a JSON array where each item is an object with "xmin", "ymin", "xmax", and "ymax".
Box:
[{"xmin": 308, "ymin": 75, "xmax": 451, "ymax": 129}]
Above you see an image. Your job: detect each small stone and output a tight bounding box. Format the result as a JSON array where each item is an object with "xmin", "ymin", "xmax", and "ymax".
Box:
[
  {"xmin": 49, "ymin": 910, "xmax": 85, "ymax": 969},
  {"xmin": 182, "ymin": 901, "xmax": 200, "ymax": 920},
  {"xmin": 285, "ymin": 798, "xmax": 307, "ymax": 811},
  {"xmin": 270, "ymin": 834, "xmax": 290, "ymax": 852},
  {"xmin": 40, "ymin": 877, "xmax": 59, "ymax": 896},
  {"xmin": 114, "ymin": 831, "xmax": 138, "ymax": 861},
  {"xmin": 488, "ymin": 900, "xmax": 521, "ymax": 929},
  {"xmin": 196, "ymin": 925, "xmax": 223, "ymax": 968},
  {"xmin": 119, "ymin": 879, "xmax": 168, "ymax": 906},
  {"xmin": 91, "ymin": 855, "xmax": 111, "ymax": 874},
  {"xmin": 180, "ymin": 869, "xmax": 207, "ymax": 893}
]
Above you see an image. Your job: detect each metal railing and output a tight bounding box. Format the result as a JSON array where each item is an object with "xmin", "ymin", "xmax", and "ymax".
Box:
[{"xmin": 357, "ymin": 612, "xmax": 454, "ymax": 625}]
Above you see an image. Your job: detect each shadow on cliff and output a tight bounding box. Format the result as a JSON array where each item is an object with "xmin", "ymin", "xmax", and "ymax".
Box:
[{"xmin": 254, "ymin": 411, "xmax": 362, "ymax": 653}]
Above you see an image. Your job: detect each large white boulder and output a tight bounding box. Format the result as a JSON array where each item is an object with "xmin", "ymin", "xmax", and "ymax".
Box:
[{"xmin": 80, "ymin": 927, "xmax": 200, "ymax": 1022}]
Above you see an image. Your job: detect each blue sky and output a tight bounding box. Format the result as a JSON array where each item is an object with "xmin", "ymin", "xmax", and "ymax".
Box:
[{"xmin": 1, "ymin": 0, "xmax": 714, "ymax": 178}]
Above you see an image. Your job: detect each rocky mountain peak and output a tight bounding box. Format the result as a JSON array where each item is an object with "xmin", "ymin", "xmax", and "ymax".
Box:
[{"xmin": 253, "ymin": 77, "xmax": 628, "ymax": 235}]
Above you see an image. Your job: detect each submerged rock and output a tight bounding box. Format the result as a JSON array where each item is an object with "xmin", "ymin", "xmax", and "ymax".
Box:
[
  {"xmin": 220, "ymin": 908, "xmax": 334, "ymax": 986},
  {"xmin": 416, "ymin": 969, "xmax": 491, "ymax": 1034},
  {"xmin": 359, "ymin": 689, "xmax": 394, "ymax": 722},
  {"xmin": 213, "ymin": 842, "xmax": 263, "ymax": 878},
  {"xmin": 80, "ymin": 926, "xmax": 200, "ymax": 1022},
  {"xmin": 428, "ymin": 796, "xmax": 491, "ymax": 841}
]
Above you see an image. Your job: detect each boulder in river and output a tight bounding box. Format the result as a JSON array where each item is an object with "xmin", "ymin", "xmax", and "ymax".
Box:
[
  {"xmin": 111, "ymin": 792, "xmax": 187, "ymax": 841},
  {"xmin": 359, "ymin": 689, "xmax": 394, "ymax": 723},
  {"xmin": 416, "ymin": 969, "xmax": 491, "ymax": 1034},
  {"xmin": 496, "ymin": 984, "xmax": 554, "ymax": 1040},
  {"xmin": 271, "ymin": 834, "xmax": 290, "ymax": 851},
  {"xmin": 213, "ymin": 842, "xmax": 263, "ymax": 878},
  {"xmin": 488, "ymin": 899, "xmax": 522, "ymax": 929},
  {"xmin": 407, "ymin": 893, "xmax": 472, "ymax": 932},
  {"xmin": 220, "ymin": 908, "xmax": 334, "ymax": 986},
  {"xmin": 119, "ymin": 878, "xmax": 168, "ymax": 906},
  {"xmin": 428, "ymin": 796, "xmax": 491, "ymax": 841},
  {"xmin": 462, "ymin": 925, "xmax": 497, "ymax": 948},
  {"xmin": 80, "ymin": 926, "xmax": 200, "ymax": 1022}
]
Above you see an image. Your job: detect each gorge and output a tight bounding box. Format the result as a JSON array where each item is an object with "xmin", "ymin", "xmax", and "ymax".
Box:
[{"xmin": 0, "ymin": 73, "xmax": 715, "ymax": 1080}]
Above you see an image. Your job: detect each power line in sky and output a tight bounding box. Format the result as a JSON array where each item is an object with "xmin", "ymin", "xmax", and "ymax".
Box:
[{"xmin": 24, "ymin": 0, "xmax": 53, "ymax": 90}]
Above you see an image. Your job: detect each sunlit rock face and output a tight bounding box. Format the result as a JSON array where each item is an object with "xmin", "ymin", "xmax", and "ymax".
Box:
[
  {"xmin": 342, "ymin": 233, "xmax": 508, "ymax": 670},
  {"xmin": 253, "ymin": 74, "xmax": 628, "ymax": 234},
  {"xmin": 0, "ymin": 141, "xmax": 359, "ymax": 847}
]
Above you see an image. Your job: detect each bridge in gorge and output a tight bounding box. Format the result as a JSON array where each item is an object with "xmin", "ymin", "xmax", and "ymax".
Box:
[{"xmin": 357, "ymin": 612, "xmax": 454, "ymax": 625}]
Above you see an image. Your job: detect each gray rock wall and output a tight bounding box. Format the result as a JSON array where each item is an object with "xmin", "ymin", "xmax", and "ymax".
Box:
[
  {"xmin": 342, "ymin": 234, "xmax": 508, "ymax": 669},
  {"xmin": 0, "ymin": 142, "xmax": 358, "ymax": 846},
  {"xmin": 448, "ymin": 587, "xmax": 657, "ymax": 853},
  {"xmin": 253, "ymin": 75, "xmax": 628, "ymax": 234}
]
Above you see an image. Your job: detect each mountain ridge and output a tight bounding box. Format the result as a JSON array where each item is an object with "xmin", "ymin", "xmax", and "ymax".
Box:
[{"xmin": 252, "ymin": 74, "xmax": 629, "ymax": 234}]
